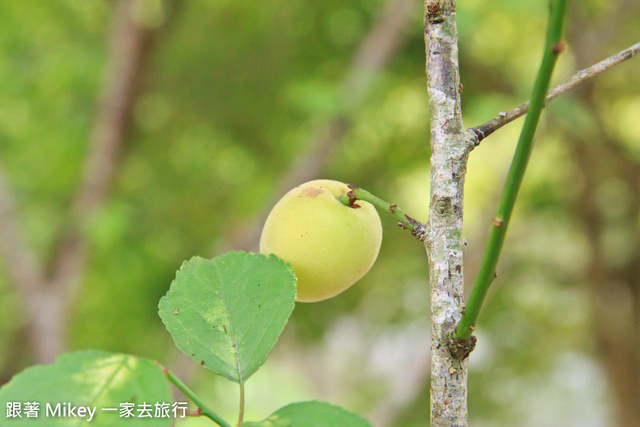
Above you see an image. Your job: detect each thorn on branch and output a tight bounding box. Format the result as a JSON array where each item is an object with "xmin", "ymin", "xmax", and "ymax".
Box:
[{"xmin": 552, "ymin": 41, "xmax": 566, "ymax": 55}]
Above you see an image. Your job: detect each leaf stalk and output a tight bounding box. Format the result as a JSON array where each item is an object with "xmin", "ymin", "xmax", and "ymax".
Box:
[{"xmin": 156, "ymin": 362, "xmax": 232, "ymax": 427}]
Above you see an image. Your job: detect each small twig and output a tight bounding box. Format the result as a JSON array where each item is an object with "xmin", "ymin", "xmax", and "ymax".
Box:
[
  {"xmin": 470, "ymin": 41, "xmax": 640, "ymax": 145},
  {"xmin": 156, "ymin": 362, "xmax": 232, "ymax": 427},
  {"xmin": 336, "ymin": 184, "xmax": 427, "ymax": 242},
  {"xmin": 455, "ymin": 0, "xmax": 569, "ymax": 342}
]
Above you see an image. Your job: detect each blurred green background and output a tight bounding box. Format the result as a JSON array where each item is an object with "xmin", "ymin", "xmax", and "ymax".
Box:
[{"xmin": 1, "ymin": 0, "xmax": 639, "ymax": 426}]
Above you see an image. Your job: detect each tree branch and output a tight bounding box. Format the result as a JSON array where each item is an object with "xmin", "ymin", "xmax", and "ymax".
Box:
[
  {"xmin": 456, "ymin": 0, "xmax": 569, "ymax": 342},
  {"xmin": 470, "ymin": 41, "xmax": 640, "ymax": 145},
  {"xmin": 424, "ymin": 0, "xmax": 472, "ymax": 425}
]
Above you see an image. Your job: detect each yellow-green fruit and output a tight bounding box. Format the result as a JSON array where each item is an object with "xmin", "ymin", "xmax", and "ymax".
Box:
[{"xmin": 260, "ymin": 179, "xmax": 383, "ymax": 302}]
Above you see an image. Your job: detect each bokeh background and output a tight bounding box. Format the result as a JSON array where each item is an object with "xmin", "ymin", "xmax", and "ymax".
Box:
[{"xmin": 1, "ymin": 0, "xmax": 639, "ymax": 426}]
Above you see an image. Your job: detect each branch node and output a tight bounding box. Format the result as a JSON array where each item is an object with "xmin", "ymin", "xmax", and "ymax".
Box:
[
  {"xmin": 411, "ymin": 223, "xmax": 428, "ymax": 242},
  {"xmin": 492, "ymin": 217, "xmax": 504, "ymax": 227},
  {"xmin": 470, "ymin": 127, "xmax": 485, "ymax": 146},
  {"xmin": 446, "ymin": 330, "xmax": 477, "ymax": 360}
]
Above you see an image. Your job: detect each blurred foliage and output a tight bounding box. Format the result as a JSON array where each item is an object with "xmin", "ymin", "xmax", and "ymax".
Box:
[{"xmin": 0, "ymin": 0, "xmax": 639, "ymax": 426}]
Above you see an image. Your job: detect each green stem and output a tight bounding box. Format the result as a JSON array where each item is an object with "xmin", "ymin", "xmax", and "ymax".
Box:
[
  {"xmin": 455, "ymin": 0, "xmax": 569, "ymax": 342},
  {"xmin": 238, "ymin": 381, "xmax": 245, "ymax": 426},
  {"xmin": 336, "ymin": 184, "xmax": 427, "ymax": 241},
  {"xmin": 156, "ymin": 362, "xmax": 232, "ymax": 427}
]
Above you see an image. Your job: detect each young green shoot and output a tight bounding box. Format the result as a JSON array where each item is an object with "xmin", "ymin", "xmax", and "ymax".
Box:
[{"xmin": 455, "ymin": 0, "xmax": 570, "ymax": 343}]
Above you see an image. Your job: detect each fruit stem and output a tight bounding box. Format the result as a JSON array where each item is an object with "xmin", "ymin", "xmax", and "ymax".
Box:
[
  {"xmin": 337, "ymin": 185, "xmax": 427, "ymax": 242},
  {"xmin": 156, "ymin": 361, "xmax": 232, "ymax": 427}
]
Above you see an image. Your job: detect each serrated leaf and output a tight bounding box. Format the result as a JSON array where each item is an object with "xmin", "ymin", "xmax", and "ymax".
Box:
[
  {"xmin": 0, "ymin": 351, "xmax": 172, "ymax": 426},
  {"xmin": 158, "ymin": 251, "xmax": 296, "ymax": 383},
  {"xmin": 243, "ymin": 401, "xmax": 372, "ymax": 427}
]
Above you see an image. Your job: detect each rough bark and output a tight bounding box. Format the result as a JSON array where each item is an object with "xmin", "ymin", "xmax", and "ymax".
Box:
[{"xmin": 424, "ymin": 1, "xmax": 473, "ymax": 425}]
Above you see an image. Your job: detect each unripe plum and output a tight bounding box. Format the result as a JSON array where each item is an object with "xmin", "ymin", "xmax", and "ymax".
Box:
[{"xmin": 260, "ymin": 180, "xmax": 383, "ymax": 302}]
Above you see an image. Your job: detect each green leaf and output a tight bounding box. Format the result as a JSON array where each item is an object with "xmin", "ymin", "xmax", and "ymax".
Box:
[
  {"xmin": 243, "ymin": 401, "xmax": 372, "ymax": 427},
  {"xmin": 158, "ymin": 251, "xmax": 296, "ymax": 383},
  {"xmin": 0, "ymin": 351, "xmax": 172, "ymax": 426}
]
